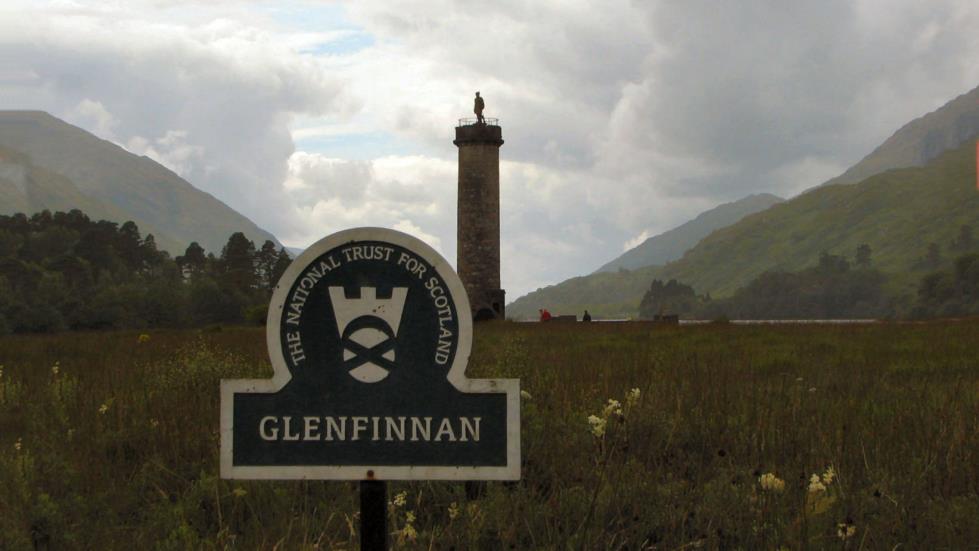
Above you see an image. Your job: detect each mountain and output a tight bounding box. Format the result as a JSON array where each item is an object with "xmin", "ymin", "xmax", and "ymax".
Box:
[
  {"xmin": 507, "ymin": 193, "xmax": 783, "ymax": 320},
  {"xmin": 594, "ymin": 193, "xmax": 783, "ymax": 273},
  {"xmin": 0, "ymin": 111, "xmax": 281, "ymax": 255},
  {"xmin": 821, "ymin": 85, "xmax": 979, "ymax": 188},
  {"xmin": 510, "ymin": 141, "xmax": 978, "ymax": 320},
  {"xmin": 655, "ymin": 140, "xmax": 979, "ymax": 299},
  {"xmin": 508, "ymin": 85, "xmax": 979, "ymax": 320}
]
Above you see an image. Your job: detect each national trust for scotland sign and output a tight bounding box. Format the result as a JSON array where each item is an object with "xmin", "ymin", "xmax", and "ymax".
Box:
[{"xmin": 220, "ymin": 228, "xmax": 520, "ymax": 480}]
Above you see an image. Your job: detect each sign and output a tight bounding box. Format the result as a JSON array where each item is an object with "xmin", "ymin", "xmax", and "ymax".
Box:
[{"xmin": 220, "ymin": 228, "xmax": 520, "ymax": 480}]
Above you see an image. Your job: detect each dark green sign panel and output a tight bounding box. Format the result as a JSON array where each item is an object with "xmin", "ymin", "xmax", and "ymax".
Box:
[{"xmin": 221, "ymin": 228, "xmax": 520, "ymax": 480}]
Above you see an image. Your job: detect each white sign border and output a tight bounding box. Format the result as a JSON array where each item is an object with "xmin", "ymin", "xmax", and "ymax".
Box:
[{"xmin": 220, "ymin": 227, "xmax": 520, "ymax": 480}]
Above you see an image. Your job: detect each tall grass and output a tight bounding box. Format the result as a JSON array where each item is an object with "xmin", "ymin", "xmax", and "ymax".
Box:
[{"xmin": 1, "ymin": 322, "xmax": 977, "ymax": 549}]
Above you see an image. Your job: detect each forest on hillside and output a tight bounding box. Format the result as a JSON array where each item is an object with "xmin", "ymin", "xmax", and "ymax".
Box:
[
  {"xmin": 0, "ymin": 209, "xmax": 292, "ymax": 333},
  {"xmin": 2, "ymin": 209, "xmax": 975, "ymax": 333},
  {"xmin": 638, "ymin": 236, "xmax": 979, "ymax": 320}
]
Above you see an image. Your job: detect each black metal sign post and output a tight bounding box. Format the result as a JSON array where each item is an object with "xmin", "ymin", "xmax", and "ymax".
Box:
[
  {"xmin": 360, "ymin": 478, "xmax": 386, "ymax": 551},
  {"xmin": 220, "ymin": 228, "xmax": 520, "ymax": 547}
]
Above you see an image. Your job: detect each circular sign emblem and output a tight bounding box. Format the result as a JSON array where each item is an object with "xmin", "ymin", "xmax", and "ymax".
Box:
[{"xmin": 268, "ymin": 228, "xmax": 472, "ymax": 392}]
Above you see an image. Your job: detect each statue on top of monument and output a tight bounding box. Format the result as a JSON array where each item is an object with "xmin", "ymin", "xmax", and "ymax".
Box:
[{"xmin": 474, "ymin": 91, "xmax": 485, "ymax": 124}]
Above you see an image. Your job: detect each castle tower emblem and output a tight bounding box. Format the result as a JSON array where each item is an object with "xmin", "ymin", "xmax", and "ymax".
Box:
[{"xmin": 328, "ymin": 286, "xmax": 408, "ymax": 383}]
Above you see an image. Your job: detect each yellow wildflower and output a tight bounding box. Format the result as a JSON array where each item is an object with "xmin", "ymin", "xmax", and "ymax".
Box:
[
  {"xmin": 51, "ymin": 362, "xmax": 60, "ymax": 376},
  {"xmin": 232, "ymin": 487, "xmax": 247, "ymax": 498},
  {"xmin": 837, "ymin": 522, "xmax": 856, "ymax": 540},
  {"xmin": 758, "ymin": 472, "xmax": 785, "ymax": 492},
  {"xmin": 14, "ymin": 438, "xmax": 22, "ymax": 452},
  {"xmin": 603, "ymin": 399, "xmax": 623, "ymax": 417},
  {"xmin": 807, "ymin": 474, "xmax": 826, "ymax": 493},
  {"xmin": 98, "ymin": 403, "xmax": 109, "ymax": 415},
  {"xmin": 587, "ymin": 415, "xmax": 607, "ymax": 437},
  {"xmin": 822, "ymin": 466, "xmax": 835, "ymax": 485},
  {"xmin": 391, "ymin": 491, "xmax": 407, "ymax": 508},
  {"xmin": 138, "ymin": 334, "xmax": 150, "ymax": 343},
  {"xmin": 626, "ymin": 387, "xmax": 641, "ymax": 408},
  {"xmin": 448, "ymin": 501, "xmax": 460, "ymax": 520}
]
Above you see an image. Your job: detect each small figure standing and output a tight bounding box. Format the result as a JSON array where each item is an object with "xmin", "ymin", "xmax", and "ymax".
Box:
[
  {"xmin": 539, "ymin": 308, "xmax": 552, "ymax": 322},
  {"xmin": 582, "ymin": 310, "xmax": 592, "ymax": 322},
  {"xmin": 474, "ymin": 91, "xmax": 485, "ymax": 124}
]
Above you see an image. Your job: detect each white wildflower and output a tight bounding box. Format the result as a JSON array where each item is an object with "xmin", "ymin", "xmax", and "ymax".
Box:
[
  {"xmin": 448, "ymin": 501, "xmax": 460, "ymax": 520},
  {"xmin": 587, "ymin": 415, "xmax": 607, "ymax": 437},
  {"xmin": 808, "ymin": 387, "xmax": 817, "ymax": 393},
  {"xmin": 603, "ymin": 399, "xmax": 623, "ymax": 417},
  {"xmin": 520, "ymin": 390, "xmax": 532, "ymax": 401},
  {"xmin": 808, "ymin": 474, "xmax": 826, "ymax": 493},
  {"xmin": 51, "ymin": 362, "xmax": 60, "ymax": 376},
  {"xmin": 98, "ymin": 403, "xmax": 109, "ymax": 415},
  {"xmin": 758, "ymin": 473, "xmax": 785, "ymax": 492},
  {"xmin": 626, "ymin": 388, "xmax": 641, "ymax": 408},
  {"xmin": 14, "ymin": 438, "xmax": 22, "ymax": 452}
]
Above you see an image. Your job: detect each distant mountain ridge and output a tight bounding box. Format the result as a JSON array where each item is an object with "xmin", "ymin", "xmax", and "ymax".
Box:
[
  {"xmin": 509, "ymin": 141, "xmax": 979, "ymax": 319},
  {"xmin": 0, "ymin": 111, "xmax": 281, "ymax": 255},
  {"xmin": 822, "ymin": 85, "xmax": 979, "ymax": 187},
  {"xmin": 655, "ymin": 140, "xmax": 979, "ymax": 298},
  {"xmin": 595, "ymin": 193, "xmax": 783, "ymax": 273},
  {"xmin": 508, "ymin": 84, "xmax": 979, "ymax": 320}
]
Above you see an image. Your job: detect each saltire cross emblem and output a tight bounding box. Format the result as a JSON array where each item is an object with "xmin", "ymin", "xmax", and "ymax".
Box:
[{"xmin": 328, "ymin": 287, "xmax": 408, "ymax": 383}]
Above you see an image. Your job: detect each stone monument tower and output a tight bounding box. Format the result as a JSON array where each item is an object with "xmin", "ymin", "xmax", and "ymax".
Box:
[{"xmin": 454, "ymin": 98, "xmax": 505, "ymax": 320}]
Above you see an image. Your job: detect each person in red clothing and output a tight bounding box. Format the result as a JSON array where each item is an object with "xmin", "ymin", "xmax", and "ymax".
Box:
[{"xmin": 539, "ymin": 308, "xmax": 552, "ymax": 322}]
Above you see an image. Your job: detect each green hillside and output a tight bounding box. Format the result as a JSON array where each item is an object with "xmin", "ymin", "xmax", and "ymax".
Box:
[
  {"xmin": 0, "ymin": 146, "xmax": 131, "ymax": 224},
  {"xmin": 659, "ymin": 141, "xmax": 979, "ymax": 298},
  {"xmin": 594, "ymin": 193, "xmax": 783, "ymax": 273},
  {"xmin": 0, "ymin": 111, "xmax": 281, "ymax": 255}
]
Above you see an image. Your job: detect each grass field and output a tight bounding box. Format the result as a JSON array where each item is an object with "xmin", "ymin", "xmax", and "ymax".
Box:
[{"xmin": 1, "ymin": 321, "xmax": 978, "ymax": 549}]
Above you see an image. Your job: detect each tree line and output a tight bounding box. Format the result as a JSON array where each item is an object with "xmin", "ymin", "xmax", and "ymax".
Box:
[
  {"xmin": 0, "ymin": 209, "xmax": 293, "ymax": 333},
  {"xmin": 639, "ymin": 237, "xmax": 979, "ymax": 320}
]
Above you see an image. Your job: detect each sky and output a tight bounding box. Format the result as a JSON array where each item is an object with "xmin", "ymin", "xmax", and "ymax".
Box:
[{"xmin": 1, "ymin": 0, "xmax": 978, "ymax": 299}]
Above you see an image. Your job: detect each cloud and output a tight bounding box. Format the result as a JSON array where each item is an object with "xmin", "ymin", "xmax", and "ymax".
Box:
[
  {"xmin": 66, "ymin": 99, "xmax": 118, "ymax": 141},
  {"xmin": 3, "ymin": 0, "xmax": 979, "ymax": 300},
  {"xmin": 281, "ymin": 153, "xmax": 455, "ymax": 256},
  {"xmin": 622, "ymin": 230, "xmax": 650, "ymax": 253},
  {"xmin": 126, "ymin": 130, "xmax": 206, "ymax": 178},
  {"xmin": 333, "ymin": 0, "xmax": 979, "ymax": 296}
]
